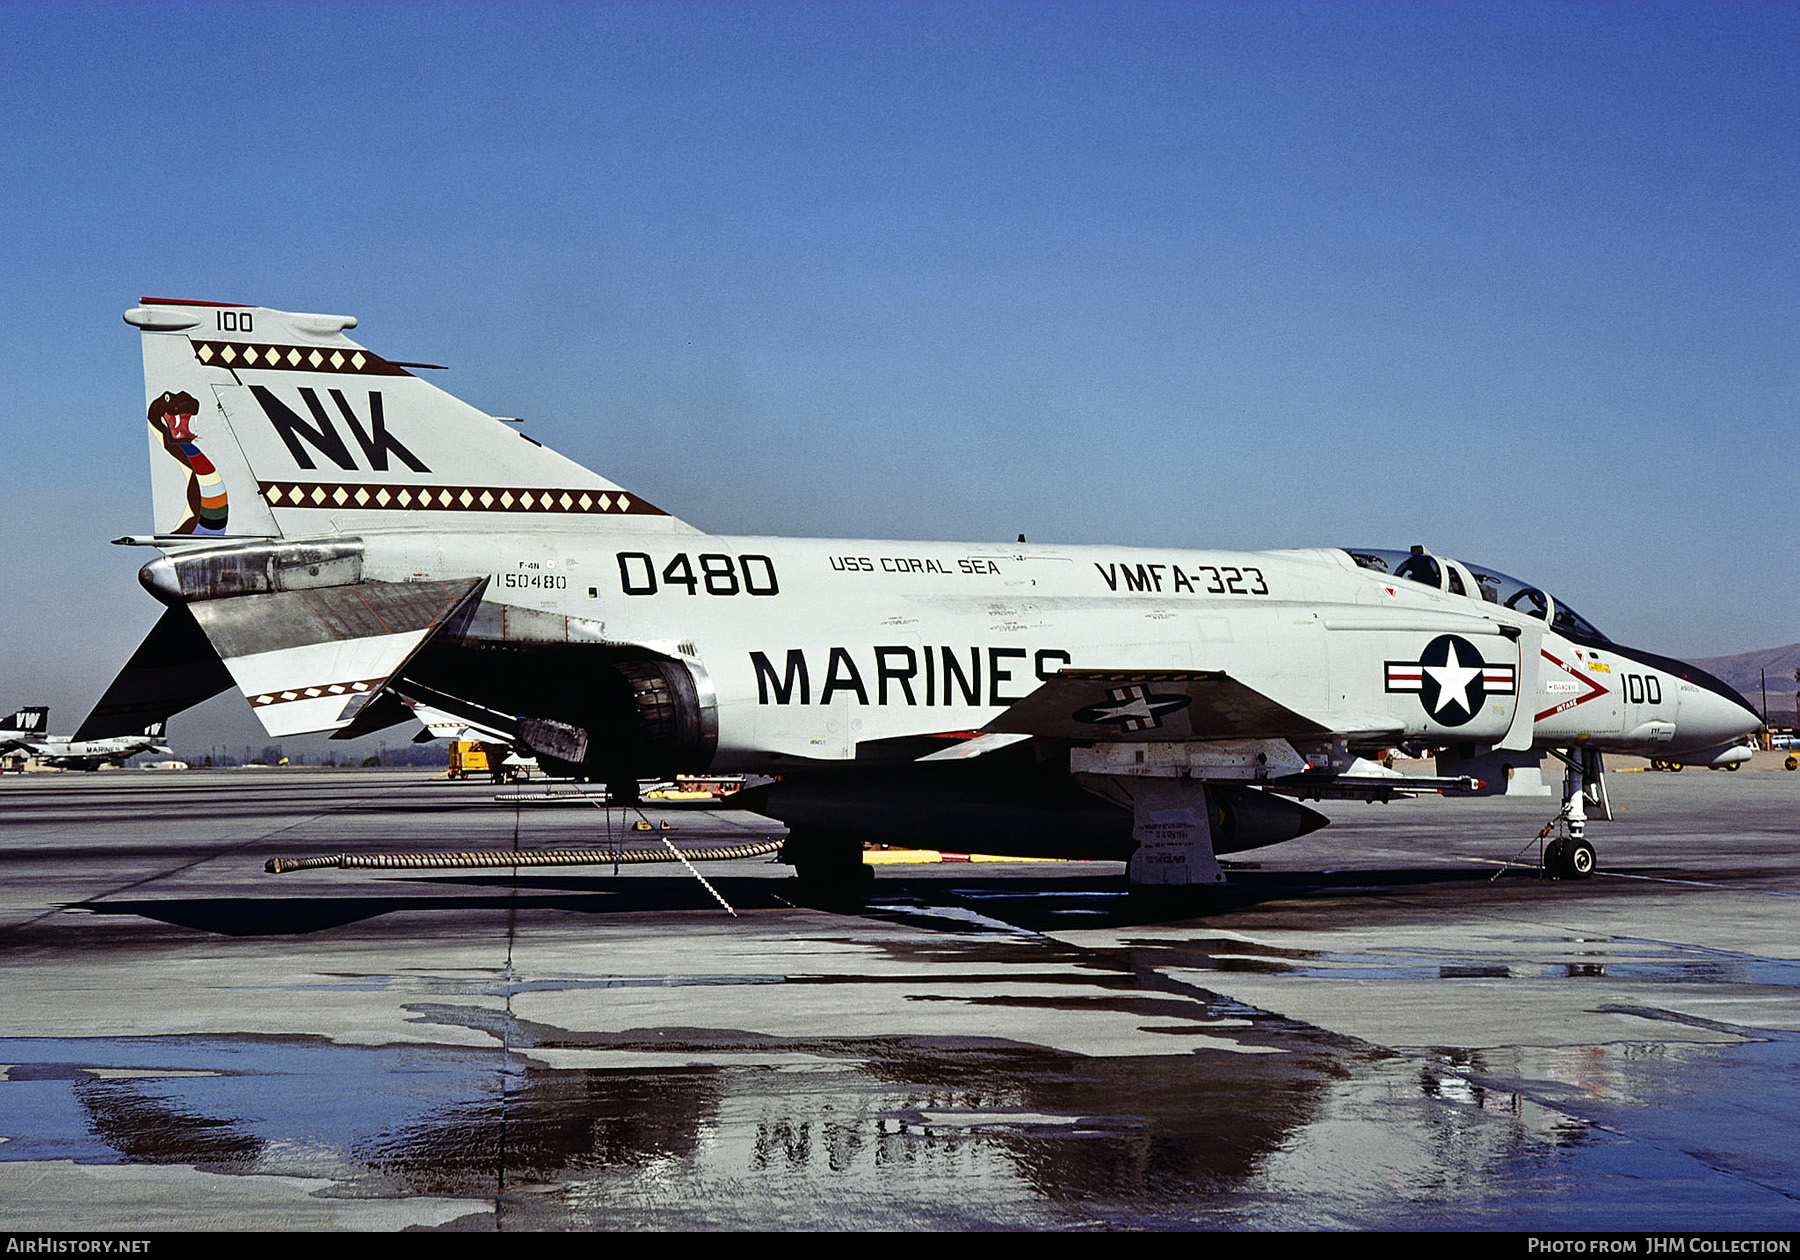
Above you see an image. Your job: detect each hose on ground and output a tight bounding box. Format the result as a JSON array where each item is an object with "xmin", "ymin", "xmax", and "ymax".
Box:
[{"xmin": 266, "ymin": 839, "xmax": 783, "ymax": 873}]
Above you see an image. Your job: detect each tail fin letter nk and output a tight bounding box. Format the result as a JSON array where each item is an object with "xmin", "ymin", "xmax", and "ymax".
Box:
[{"xmin": 251, "ymin": 386, "xmax": 431, "ymax": 474}]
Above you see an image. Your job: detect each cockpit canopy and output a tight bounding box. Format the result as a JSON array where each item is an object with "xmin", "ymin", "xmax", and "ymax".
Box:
[{"xmin": 1343, "ymin": 548, "xmax": 1608, "ymax": 643}]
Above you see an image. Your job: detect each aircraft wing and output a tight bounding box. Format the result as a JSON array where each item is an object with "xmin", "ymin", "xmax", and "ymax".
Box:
[
  {"xmin": 914, "ymin": 732, "xmax": 1035, "ymax": 762},
  {"xmin": 983, "ymin": 669, "xmax": 1338, "ymax": 742}
]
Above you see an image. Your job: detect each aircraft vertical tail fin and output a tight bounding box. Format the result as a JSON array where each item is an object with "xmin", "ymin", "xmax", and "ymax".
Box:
[
  {"xmin": 1, "ymin": 706, "xmax": 47, "ymax": 735},
  {"xmin": 125, "ymin": 299, "xmax": 696, "ymax": 539}
]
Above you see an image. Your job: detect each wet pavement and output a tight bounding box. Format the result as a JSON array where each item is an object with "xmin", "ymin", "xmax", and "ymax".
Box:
[{"xmin": 0, "ymin": 766, "xmax": 1795, "ymax": 1230}]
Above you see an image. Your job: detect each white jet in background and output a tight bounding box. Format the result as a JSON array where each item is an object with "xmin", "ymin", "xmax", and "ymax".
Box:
[{"xmin": 2, "ymin": 706, "xmax": 172, "ymax": 771}]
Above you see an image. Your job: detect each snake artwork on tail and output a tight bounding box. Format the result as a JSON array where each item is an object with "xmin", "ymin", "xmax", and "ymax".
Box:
[{"xmin": 147, "ymin": 389, "xmax": 228, "ymax": 535}]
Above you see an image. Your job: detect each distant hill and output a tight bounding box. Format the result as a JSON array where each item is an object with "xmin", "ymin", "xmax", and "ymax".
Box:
[{"xmin": 1689, "ymin": 643, "xmax": 1800, "ymax": 727}]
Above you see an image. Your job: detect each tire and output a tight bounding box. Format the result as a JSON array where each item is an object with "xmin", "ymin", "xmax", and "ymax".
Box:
[
  {"xmin": 1562, "ymin": 837, "xmax": 1596, "ymax": 879},
  {"xmin": 1544, "ymin": 836, "xmax": 1595, "ymax": 880},
  {"xmin": 791, "ymin": 859, "xmax": 873, "ymax": 909}
]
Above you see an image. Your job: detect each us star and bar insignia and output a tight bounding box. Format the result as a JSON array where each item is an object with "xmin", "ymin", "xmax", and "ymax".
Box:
[
  {"xmin": 1386, "ymin": 634, "xmax": 1515, "ymax": 727},
  {"xmin": 1072, "ymin": 684, "xmax": 1193, "ymax": 732}
]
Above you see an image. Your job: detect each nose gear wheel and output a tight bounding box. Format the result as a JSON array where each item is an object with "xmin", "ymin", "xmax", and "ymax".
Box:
[{"xmin": 1543, "ymin": 833, "xmax": 1596, "ymax": 880}]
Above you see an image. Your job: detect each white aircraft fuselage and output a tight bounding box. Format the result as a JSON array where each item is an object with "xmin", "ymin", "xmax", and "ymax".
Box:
[{"xmin": 288, "ymin": 529, "xmax": 1749, "ymax": 770}]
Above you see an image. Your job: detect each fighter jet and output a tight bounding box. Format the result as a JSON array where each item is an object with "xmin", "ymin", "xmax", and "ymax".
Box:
[
  {"xmin": 2, "ymin": 706, "xmax": 171, "ymax": 771},
  {"xmin": 82, "ymin": 299, "xmax": 1763, "ymax": 887}
]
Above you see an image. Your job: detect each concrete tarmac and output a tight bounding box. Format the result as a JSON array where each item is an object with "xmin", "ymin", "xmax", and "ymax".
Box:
[{"xmin": 0, "ymin": 764, "xmax": 1795, "ymax": 1231}]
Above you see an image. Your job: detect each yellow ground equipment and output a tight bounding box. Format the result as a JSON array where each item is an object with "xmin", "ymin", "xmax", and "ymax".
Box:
[{"xmin": 448, "ymin": 740, "xmax": 513, "ymax": 781}]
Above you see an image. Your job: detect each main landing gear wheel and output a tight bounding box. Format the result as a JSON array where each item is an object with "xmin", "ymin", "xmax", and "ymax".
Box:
[
  {"xmin": 1544, "ymin": 836, "xmax": 1596, "ymax": 880},
  {"xmin": 791, "ymin": 861, "xmax": 874, "ymax": 909},
  {"xmin": 781, "ymin": 828, "xmax": 875, "ymax": 908}
]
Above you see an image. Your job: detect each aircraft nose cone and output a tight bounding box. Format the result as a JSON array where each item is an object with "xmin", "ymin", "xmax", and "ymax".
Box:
[{"xmin": 1671, "ymin": 681, "xmax": 1762, "ymax": 754}]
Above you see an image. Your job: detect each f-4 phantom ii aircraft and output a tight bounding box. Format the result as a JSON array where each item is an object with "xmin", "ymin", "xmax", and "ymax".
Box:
[
  {"xmin": 2, "ymin": 706, "xmax": 171, "ymax": 771},
  {"xmin": 83, "ymin": 298, "xmax": 1762, "ymax": 888}
]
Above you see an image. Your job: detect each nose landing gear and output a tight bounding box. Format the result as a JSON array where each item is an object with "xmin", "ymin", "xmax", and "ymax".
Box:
[
  {"xmin": 1544, "ymin": 833, "xmax": 1596, "ymax": 880},
  {"xmin": 1534, "ymin": 747, "xmax": 1608, "ymax": 880}
]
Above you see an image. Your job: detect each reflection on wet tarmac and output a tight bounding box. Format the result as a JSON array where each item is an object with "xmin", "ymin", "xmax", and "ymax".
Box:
[
  {"xmin": 0, "ymin": 1029, "xmax": 1350, "ymax": 1227},
  {"xmin": 9, "ymin": 1022, "xmax": 1789, "ymax": 1228},
  {"xmin": 75, "ymin": 1078, "xmax": 266, "ymax": 1168},
  {"xmin": 1101, "ymin": 929, "xmax": 1800, "ymax": 986}
]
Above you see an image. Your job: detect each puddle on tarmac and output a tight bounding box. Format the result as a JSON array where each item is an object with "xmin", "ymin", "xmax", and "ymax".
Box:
[
  {"xmin": 0, "ymin": 1031, "xmax": 1341, "ymax": 1226},
  {"xmin": 0, "ymin": 1024, "xmax": 1792, "ymax": 1228}
]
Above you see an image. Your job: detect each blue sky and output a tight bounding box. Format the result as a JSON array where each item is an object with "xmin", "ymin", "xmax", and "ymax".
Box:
[{"xmin": 2, "ymin": 2, "xmax": 1795, "ymax": 753}]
